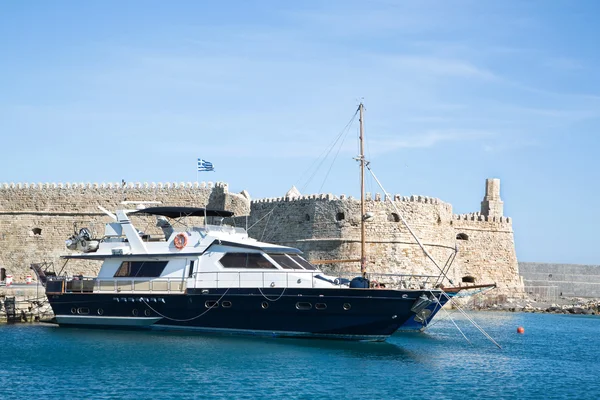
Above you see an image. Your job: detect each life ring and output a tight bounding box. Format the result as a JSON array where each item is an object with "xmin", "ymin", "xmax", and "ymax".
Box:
[{"xmin": 173, "ymin": 233, "xmax": 188, "ymax": 250}]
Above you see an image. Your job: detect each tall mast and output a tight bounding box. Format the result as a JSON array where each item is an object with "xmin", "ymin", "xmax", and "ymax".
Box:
[{"xmin": 359, "ymin": 103, "xmax": 366, "ymax": 278}]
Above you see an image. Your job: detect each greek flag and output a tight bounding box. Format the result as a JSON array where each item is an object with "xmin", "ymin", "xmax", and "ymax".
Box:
[{"xmin": 197, "ymin": 158, "xmax": 214, "ymax": 172}]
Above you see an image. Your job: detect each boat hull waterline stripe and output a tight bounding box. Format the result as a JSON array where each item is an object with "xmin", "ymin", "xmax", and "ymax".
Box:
[{"xmin": 55, "ymin": 315, "xmax": 162, "ymax": 326}]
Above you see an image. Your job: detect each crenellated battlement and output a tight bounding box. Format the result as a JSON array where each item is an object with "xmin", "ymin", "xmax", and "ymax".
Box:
[
  {"xmin": 453, "ymin": 212, "xmax": 511, "ymax": 224},
  {"xmin": 252, "ymin": 192, "xmax": 445, "ymax": 206},
  {"xmin": 0, "ymin": 181, "xmax": 227, "ymax": 190}
]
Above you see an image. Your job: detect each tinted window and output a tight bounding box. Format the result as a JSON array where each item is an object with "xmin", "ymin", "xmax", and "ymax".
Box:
[
  {"xmin": 268, "ymin": 254, "xmax": 300, "ymax": 270},
  {"xmin": 114, "ymin": 261, "xmax": 168, "ymax": 277},
  {"xmin": 289, "ymin": 255, "xmax": 317, "ymax": 270},
  {"xmin": 219, "ymin": 253, "xmax": 277, "ymax": 269}
]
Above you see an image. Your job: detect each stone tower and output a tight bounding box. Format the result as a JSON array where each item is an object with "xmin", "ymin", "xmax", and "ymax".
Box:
[{"xmin": 481, "ymin": 178, "xmax": 504, "ymax": 218}]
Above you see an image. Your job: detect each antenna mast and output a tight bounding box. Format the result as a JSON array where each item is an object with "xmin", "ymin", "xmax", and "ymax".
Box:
[{"xmin": 359, "ymin": 103, "xmax": 367, "ymax": 278}]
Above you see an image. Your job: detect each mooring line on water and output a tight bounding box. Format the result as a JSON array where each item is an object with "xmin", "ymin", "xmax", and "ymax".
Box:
[{"xmin": 439, "ymin": 291, "xmax": 503, "ymax": 349}]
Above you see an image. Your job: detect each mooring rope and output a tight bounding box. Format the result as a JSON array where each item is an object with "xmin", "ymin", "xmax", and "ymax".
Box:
[
  {"xmin": 142, "ymin": 288, "xmax": 230, "ymax": 322},
  {"xmin": 258, "ymin": 287, "xmax": 287, "ymax": 302}
]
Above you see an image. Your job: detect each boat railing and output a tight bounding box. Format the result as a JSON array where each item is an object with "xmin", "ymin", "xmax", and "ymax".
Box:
[
  {"xmin": 45, "ymin": 271, "xmax": 442, "ymax": 294},
  {"xmin": 46, "ymin": 276, "xmax": 186, "ymax": 294},
  {"xmin": 363, "ymin": 272, "xmax": 441, "ymax": 290},
  {"xmin": 190, "ymin": 270, "xmax": 440, "ymax": 290}
]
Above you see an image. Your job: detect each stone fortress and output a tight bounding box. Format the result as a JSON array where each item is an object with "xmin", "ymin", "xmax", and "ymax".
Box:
[{"xmin": 0, "ymin": 179, "xmax": 525, "ymax": 299}]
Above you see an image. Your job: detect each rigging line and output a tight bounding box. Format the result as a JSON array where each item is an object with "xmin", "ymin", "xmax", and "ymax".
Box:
[
  {"xmin": 318, "ymin": 118, "xmax": 354, "ymax": 193},
  {"xmin": 366, "ymin": 164, "xmax": 454, "ymax": 285},
  {"xmin": 141, "ymin": 288, "xmax": 230, "ymax": 322},
  {"xmin": 438, "ymin": 251, "xmax": 458, "ymax": 287},
  {"xmin": 421, "ymin": 295, "xmax": 461, "ymax": 330},
  {"xmin": 298, "ymin": 109, "xmax": 359, "ymax": 193},
  {"xmin": 435, "ymin": 251, "xmax": 457, "ymax": 287},
  {"xmin": 246, "ymin": 208, "xmax": 276, "ymax": 232},
  {"xmin": 431, "ymin": 293, "xmax": 472, "ymax": 344},
  {"xmin": 440, "ymin": 291, "xmax": 502, "ymax": 349},
  {"xmin": 248, "ymin": 108, "xmax": 359, "ymax": 240},
  {"xmin": 260, "ymin": 210, "xmax": 274, "ymax": 242}
]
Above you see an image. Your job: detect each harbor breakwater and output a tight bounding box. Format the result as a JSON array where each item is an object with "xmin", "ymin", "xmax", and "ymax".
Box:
[{"xmin": 0, "ymin": 285, "xmax": 53, "ymax": 323}]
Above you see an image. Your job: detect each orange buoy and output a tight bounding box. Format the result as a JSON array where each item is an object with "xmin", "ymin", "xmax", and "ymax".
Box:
[{"xmin": 517, "ymin": 326, "xmax": 525, "ymax": 334}]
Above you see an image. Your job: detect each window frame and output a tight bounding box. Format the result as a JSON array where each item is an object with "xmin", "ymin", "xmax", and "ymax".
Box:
[
  {"xmin": 113, "ymin": 261, "xmax": 169, "ymax": 278},
  {"xmin": 288, "ymin": 254, "xmax": 318, "ymax": 270},
  {"xmin": 219, "ymin": 252, "xmax": 278, "ymax": 270}
]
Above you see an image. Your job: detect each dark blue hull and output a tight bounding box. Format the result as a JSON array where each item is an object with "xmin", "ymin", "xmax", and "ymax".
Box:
[
  {"xmin": 397, "ymin": 292, "xmax": 454, "ymax": 332},
  {"xmin": 47, "ymin": 288, "xmax": 439, "ymax": 341}
]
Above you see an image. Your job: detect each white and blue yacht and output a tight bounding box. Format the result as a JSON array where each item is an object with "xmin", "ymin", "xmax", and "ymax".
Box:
[{"xmin": 39, "ymin": 205, "xmax": 445, "ymax": 341}]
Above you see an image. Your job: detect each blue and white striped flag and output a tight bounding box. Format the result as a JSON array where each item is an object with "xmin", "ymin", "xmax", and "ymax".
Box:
[{"xmin": 197, "ymin": 158, "xmax": 214, "ymax": 172}]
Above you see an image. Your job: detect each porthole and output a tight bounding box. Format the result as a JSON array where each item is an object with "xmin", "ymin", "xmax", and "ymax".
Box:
[
  {"xmin": 144, "ymin": 309, "xmax": 151, "ymax": 317},
  {"xmin": 132, "ymin": 309, "xmax": 139, "ymax": 316},
  {"xmin": 261, "ymin": 301, "xmax": 269, "ymax": 309},
  {"xmin": 222, "ymin": 301, "xmax": 232, "ymax": 308},
  {"xmin": 343, "ymin": 303, "xmax": 351, "ymax": 311},
  {"xmin": 315, "ymin": 303, "xmax": 327, "ymax": 310},
  {"xmin": 205, "ymin": 300, "xmax": 219, "ymax": 309},
  {"xmin": 296, "ymin": 302, "xmax": 312, "ymax": 310},
  {"xmin": 97, "ymin": 308, "xmax": 104, "ymax": 316},
  {"xmin": 70, "ymin": 308, "xmax": 77, "ymax": 314}
]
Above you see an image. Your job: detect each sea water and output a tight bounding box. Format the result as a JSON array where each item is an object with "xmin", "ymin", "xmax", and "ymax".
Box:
[{"xmin": 0, "ymin": 312, "xmax": 598, "ymax": 400}]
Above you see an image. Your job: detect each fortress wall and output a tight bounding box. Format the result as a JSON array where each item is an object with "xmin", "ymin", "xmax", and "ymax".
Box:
[
  {"xmin": 245, "ymin": 188, "xmax": 525, "ymax": 298},
  {"xmin": 247, "ymin": 193, "xmax": 457, "ymax": 277},
  {"xmin": 0, "ymin": 178, "xmax": 525, "ymax": 299},
  {"xmin": 519, "ymin": 262, "xmax": 600, "ymax": 298},
  {"xmin": 451, "ymin": 216, "xmax": 523, "ymax": 297},
  {"xmin": 0, "ymin": 182, "xmax": 251, "ymax": 280}
]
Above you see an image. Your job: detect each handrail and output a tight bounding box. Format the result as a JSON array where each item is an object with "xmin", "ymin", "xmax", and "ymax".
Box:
[{"xmin": 47, "ymin": 270, "xmax": 441, "ymax": 293}]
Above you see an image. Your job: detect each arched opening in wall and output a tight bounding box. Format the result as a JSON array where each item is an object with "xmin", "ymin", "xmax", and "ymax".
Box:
[
  {"xmin": 305, "ymin": 214, "xmax": 310, "ymax": 221},
  {"xmin": 336, "ymin": 212, "xmax": 345, "ymax": 221},
  {"xmin": 456, "ymin": 233, "xmax": 469, "ymax": 241},
  {"xmin": 462, "ymin": 276, "xmax": 476, "ymax": 283},
  {"xmin": 32, "ymin": 228, "xmax": 42, "ymax": 236},
  {"xmin": 388, "ymin": 213, "xmax": 400, "ymax": 222}
]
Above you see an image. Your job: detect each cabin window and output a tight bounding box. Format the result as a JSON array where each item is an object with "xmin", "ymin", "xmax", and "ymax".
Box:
[
  {"xmin": 288, "ymin": 254, "xmax": 317, "ymax": 270},
  {"xmin": 388, "ymin": 213, "xmax": 400, "ymax": 222},
  {"xmin": 188, "ymin": 260, "xmax": 195, "ymax": 278},
  {"xmin": 219, "ymin": 253, "xmax": 277, "ymax": 269},
  {"xmin": 114, "ymin": 261, "xmax": 168, "ymax": 278},
  {"xmin": 336, "ymin": 212, "xmax": 345, "ymax": 221},
  {"xmin": 456, "ymin": 233, "xmax": 469, "ymax": 241},
  {"xmin": 32, "ymin": 228, "xmax": 42, "ymax": 235},
  {"xmin": 268, "ymin": 254, "xmax": 302, "ymax": 270}
]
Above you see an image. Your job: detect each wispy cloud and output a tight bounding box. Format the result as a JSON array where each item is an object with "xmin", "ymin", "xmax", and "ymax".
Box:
[{"xmin": 368, "ymin": 130, "xmax": 493, "ymax": 154}]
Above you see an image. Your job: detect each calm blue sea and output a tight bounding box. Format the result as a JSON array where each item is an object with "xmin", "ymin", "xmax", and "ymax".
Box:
[{"xmin": 0, "ymin": 312, "xmax": 598, "ymax": 400}]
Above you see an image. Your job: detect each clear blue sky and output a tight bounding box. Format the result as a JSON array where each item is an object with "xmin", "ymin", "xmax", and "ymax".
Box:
[{"xmin": 1, "ymin": 1, "xmax": 599, "ymax": 264}]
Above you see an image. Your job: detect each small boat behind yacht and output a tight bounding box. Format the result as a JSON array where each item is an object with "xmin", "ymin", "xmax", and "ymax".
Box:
[{"xmin": 38, "ymin": 205, "xmax": 446, "ymax": 341}]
